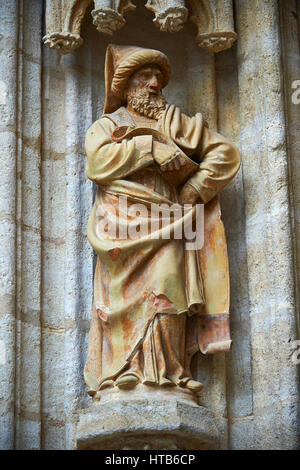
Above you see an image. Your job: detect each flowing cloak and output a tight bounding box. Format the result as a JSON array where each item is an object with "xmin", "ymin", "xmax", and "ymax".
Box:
[{"xmin": 84, "ymin": 104, "xmax": 241, "ymax": 392}]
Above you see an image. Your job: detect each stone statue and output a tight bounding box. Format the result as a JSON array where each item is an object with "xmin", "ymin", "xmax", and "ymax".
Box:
[{"xmin": 84, "ymin": 44, "xmax": 240, "ymax": 400}]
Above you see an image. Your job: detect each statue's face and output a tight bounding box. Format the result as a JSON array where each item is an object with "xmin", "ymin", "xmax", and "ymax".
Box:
[
  {"xmin": 125, "ymin": 64, "xmax": 163, "ymax": 99},
  {"xmin": 124, "ymin": 64, "xmax": 167, "ymax": 119}
]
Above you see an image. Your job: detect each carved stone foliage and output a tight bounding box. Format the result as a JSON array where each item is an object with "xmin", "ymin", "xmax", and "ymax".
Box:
[
  {"xmin": 186, "ymin": 0, "xmax": 237, "ymax": 53},
  {"xmin": 43, "ymin": 0, "xmax": 237, "ymax": 54},
  {"xmin": 145, "ymin": 0, "xmax": 188, "ymax": 33},
  {"xmin": 91, "ymin": 0, "xmax": 136, "ymax": 35},
  {"xmin": 43, "ymin": 0, "xmax": 92, "ymax": 54}
]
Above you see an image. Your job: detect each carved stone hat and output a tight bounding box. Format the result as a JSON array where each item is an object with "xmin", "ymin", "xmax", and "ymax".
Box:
[{"xmin": 103, "ymin": 44, "xmax": 171, "ymax": 114}]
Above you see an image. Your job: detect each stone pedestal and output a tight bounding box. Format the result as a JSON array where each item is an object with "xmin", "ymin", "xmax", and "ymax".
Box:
[{"xmin": 75, "ymin": 385, "xmax": 219, "ymax": 450}]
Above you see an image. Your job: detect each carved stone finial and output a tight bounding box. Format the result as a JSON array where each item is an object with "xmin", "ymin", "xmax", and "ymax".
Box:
[
  {"xmin": 42, "ymin": 0, "xmax": 92, "ymax": 54},
  {"xmin": 43, "ymin": 32, "xmax": 84, "ymax": 55},
  {"xmin": 145, "ymin": 0, "xmax": 188, "ymax": 33},
  {"xmin": 197, "ymin": 32, "xmax": 238, "ymax": 54},
  {"xmin": 187, "ymin": 0, "xmax": 237, "ymax": 53},
  {"xmin": 91, "ymin": 0, "xmax": 135, "ymax": 35},
  {"xmin": 91, "ymin": 8, "xmax": 125, "ymax": 35},
  {"xmin": 43, "ymin": 0, "xmax": 238, "ymax": 56}
]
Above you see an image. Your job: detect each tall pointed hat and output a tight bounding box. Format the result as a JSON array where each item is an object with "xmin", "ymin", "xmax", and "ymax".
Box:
[{"xmin": 103, "ymin": 44, "xmax": 171, "ymax": 114}]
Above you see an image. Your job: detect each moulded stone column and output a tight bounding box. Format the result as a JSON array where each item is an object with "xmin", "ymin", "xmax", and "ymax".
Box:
[
  {"xmin": 14, "ymin": 0, "xmax": 43, "ymax": 449},
  {"xmin": 235, "ymin": 0, "xmax": 299, "ymax": 449},
  {"xmin": 0, "ymin": 0, "xmax": 19, "ymax": 450},
  {"xmin": 40, "ymin": 43, "xmax": 67, "ymax": 450},
  {"xmin": 215, "ymin": 44, "xmax": 254, "ymax": 449},
  {"xmin": 186, "ymin": 44, "xmax": 229, "ymax": 449},
  {"xmin": 63, "ymin": 51, "xmax": 94, "ymax": 449},
  {"xmin": 279, "ymin": 0, "xmax": 300, "ymax": 334}
]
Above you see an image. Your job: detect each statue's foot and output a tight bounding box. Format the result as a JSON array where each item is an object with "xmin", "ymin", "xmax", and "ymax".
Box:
[
  {"xmin": 92, "ymin": 391, "xmax": 101, "ymax": 402},
  {"xmin": 99, "ymin": 379, "xmax": 114, "ymax": 390},
  {"xmin": 185, "ymin": 379, "xmax": 203, "ymax": 393},
  {"xmin": 160, "ymin": 378, "xmax": 175, "ymax": 387},
  {"xmin": 115, "ymin": 374, "xmax": 140, "ymax": 390},
  {"xmin": 142, "ymin": 379, "xmax": 156, "ymax": 386},
  {"xmin": 142, "ymin": 378, "xmax": 175, "ymax": 387}
]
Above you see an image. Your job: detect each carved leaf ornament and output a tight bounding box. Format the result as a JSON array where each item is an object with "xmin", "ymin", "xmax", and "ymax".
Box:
[{"xmin": 43, "ymin": 0, "xmax": 237, "ymax": 54}]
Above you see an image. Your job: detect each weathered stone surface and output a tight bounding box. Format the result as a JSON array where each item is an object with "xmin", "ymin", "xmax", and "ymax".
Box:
[
  {"xmin": 76, "ymin": 386, "xmax": 219, "ymax": 450},
  {"xmin": 92, "ymin": 0, "xmax": 135, "ymax": 35},
  {"xmin": 43, "ymin": 0, "xmax": 91, "ymax": 54},
  {"xmin": 234, "ymin": 0, "xmax": 299, "ymax": 450},
  {"xmin": 187, "ymin": 0, "xmax": 237, "ymax": 52},
  {"xmin": 0, "ymin": 0, "xmax": 19, "ymax": 450},
  {"xmin": 145, "ymin": 0, "xmax": 188, "ymax": 33}
]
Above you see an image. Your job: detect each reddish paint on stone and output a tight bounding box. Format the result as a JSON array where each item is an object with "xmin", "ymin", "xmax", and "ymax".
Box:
[
  {"xmin": 108, "ymin": 247, "xmax": 122, "ymax": 261},
  {"xmin": 97, "ymin": 308, "xmax": 108, "ymax": 322}
]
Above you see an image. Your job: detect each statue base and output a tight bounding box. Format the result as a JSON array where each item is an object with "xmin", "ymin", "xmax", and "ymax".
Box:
[{"xmin": 76, "ymin": 384, "xmax": 220, "ymax": 450}]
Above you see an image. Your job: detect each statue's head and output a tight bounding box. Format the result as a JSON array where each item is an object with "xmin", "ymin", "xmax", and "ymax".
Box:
[
  {"xmin": 104, "ymin": 44, "xmax": 170, "ymax": 116},
  {"xmin": 123, "ymin": 63, "xmax": 167, "ymax": 119}
]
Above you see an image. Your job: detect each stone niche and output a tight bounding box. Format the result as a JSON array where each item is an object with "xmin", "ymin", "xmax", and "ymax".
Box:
[{"xmin": 62, "ymin": 1, "xmax": 238, "ymax": 450}]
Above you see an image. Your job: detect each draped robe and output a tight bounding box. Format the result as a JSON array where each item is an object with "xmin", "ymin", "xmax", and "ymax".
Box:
[{"xmin": 84, "ymin": 104, "xmax": 240, "ymax": 393}]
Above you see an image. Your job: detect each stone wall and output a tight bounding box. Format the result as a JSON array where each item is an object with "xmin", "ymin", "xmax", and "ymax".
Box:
[{"xmin": 0, "ymin": 0, "xmax": 299, "ymax": 449}]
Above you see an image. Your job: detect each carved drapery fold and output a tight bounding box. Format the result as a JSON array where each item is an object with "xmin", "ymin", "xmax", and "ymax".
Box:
[
  {"xmin": 43, "ymin": 0, "xmax": 237, "ymax": 54},
  {"xmin": 187, "ymin": 0, "xmax": 237, "ymax": 53}
]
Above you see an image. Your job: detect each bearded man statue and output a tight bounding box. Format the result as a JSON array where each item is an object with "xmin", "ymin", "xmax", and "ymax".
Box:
[{"xmin": 84, "ymin": 44, "xmax": 240, "ymax": 399}]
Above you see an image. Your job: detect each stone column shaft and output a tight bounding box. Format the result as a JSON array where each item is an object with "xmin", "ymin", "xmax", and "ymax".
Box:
[
  {"xmin": 14, "ymin": 0, "xmax": 43, "ymax": 449},
  {"xmin": 187, "ymin": 44, "xmax": 228, "ymax": 449},
  {"xmin": 64, "ymin": 51, "xmax": 94, "ymax": 449},
  {"xmin": 279, "ymin": 0, "xmax": 300, "ymax": 334},
  {"xmin": 0, "ymin": 0, "xmax": 19, "ymax": 450},
  {"xmin": 235, "ymin": 0, "xmax": 299, "ymax": 449}
]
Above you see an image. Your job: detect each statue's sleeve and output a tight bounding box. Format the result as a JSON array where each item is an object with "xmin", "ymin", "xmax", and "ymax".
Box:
[
  {"xmin": 85, "ymin": 117, "xmax": 154, "ymax": 184},
  {"xmin": 186, "ymin": 126, "xmax": 241, "ymax": 204},
  {"xmin": 162, "ymin": 105, "xmax": 241, "ymax": 203}
]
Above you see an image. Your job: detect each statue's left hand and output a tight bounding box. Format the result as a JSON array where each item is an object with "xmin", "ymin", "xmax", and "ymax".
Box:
[{"xmin": 179, "ymin": 183, "xmax": 200, "ymax": 205}]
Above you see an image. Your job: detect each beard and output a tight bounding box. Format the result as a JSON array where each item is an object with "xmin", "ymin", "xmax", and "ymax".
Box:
[{"xmin": 126, "ymin": 88, "xmax": 167, "ymax": 120}]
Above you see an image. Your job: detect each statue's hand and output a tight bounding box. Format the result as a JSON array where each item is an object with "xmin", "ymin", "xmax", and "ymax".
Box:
[
  {"xmin": 160, "ymin": 151, "xmax": 187, "ymax": 172},
  {"xmin": 152, "ymin": 141, "xmax": 184, "ymax": 168},
  {"xmin": 179, "ymin": 183, "xmax": 200, "ymax": 205}
]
